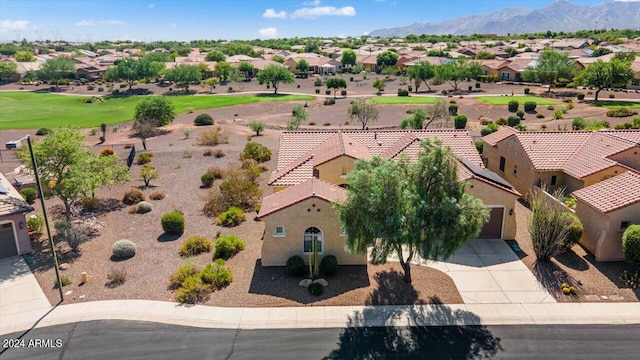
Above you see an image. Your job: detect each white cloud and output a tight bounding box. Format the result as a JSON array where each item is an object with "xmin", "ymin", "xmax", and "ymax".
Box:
[
  {"xmin": 258, "ymin": 27, "xmax": 278, "ymax": 39},
  {"xmin": 0, "ymin": 20, "xmax": 30, "ymax": 33},
  {"xmin": 263, "ymin": 8, "xmax": 287, "ymax": 19},
  {"xmin": 171, "ymin": 23, "xmax": 177, "ymax": 28},
  {"xmin": 75, "ymin": 19, "xmax": 125, "ymax": 26},
  {"xmin": 291, "ymin": 6, "xmax": 356, "ymax": 19},
  {"xmin": 148, "ymin": 3, "xmax": 155, "ymax": 8},
  {"xmin": 303, "ymin": 0, "xmax": 321, "ymax": 5}
]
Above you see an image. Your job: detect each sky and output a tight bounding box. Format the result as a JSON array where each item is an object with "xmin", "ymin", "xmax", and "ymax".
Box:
[{"xmin": 0, "ymin": 0, "xmax": 636, "ymax": 42}]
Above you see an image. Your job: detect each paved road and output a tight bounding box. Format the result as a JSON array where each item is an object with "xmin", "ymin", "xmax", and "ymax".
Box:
[{"xmin": 1, "ymin": 320, "xmax": 639, "ymax": 359}]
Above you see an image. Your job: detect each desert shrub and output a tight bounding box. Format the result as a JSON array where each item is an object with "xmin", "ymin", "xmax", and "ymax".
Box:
[
  {"xmin": 516, "ymin": 110, "xmax": 525, "ymax": 120},
  {"xmin": 54, "ymin": 276, "xmax": 71, "ymax": 288},
  {"xmin": 524, "ymin": 88, "xmax": 530, "ymax": 94},
  {"xmin": 514, "ymin": 124, "xmax": 527, "ymax": 131},
  {"xmin": 137, "ymin": 201, "xmax": 153, "ymax": 214},
  {"xmin": 320, "ymin": 255, "xmax": 338, "ymax": 276},
  {"xmin": 508, "ymin": 100, "xmax": 519, "ymax": 112},
  {"xmin": 258, "ymin": 164, "xmax": 269, "ymax": 172},
  {"xmin": 201, "ymin": 172, "xmax": 215, "ymax": 188},
  {"xmin": 106, "ymin": 268, "xmax": 127, "ymax": 287},
  {"xmin": 81, "ymin": 196, "xmax": 99, "ymax": 211},
  {"xmin": 584, "ymin": 119, "xmax": 609, "ymax": 130},
  {"xmin": 397, "ymin": 88, "xmax": 409, "ymax": 96},
  {"xmin": 507, "ymin": 115, "xmax": 521, "ymax": 127},
  {"xmin": 128, "ymin": 205, "xmax": 138, "ymax": 214},
  {"xmin": 528, "ymin": 187, "xmax": 569, "ymax": 261},
  {"xmin": 308, "ymin": 282, "xmax": 324, "ymax": 296},
  {"xmin": 315, "ymin": 89, "xmax": 320, "ymax": 94},
  {"xmin": 341, "ymin": 89, "xmax": 347, "ymax": 96},
  {"xmin": 202, "ymin": 167, "xmax": 261, "ymax": 216},
  {"xmin": 54, "ymin": 221, "xmax": 88, "ymax": 252},
  {"xmin": 454, "ymin": 115, "xmax": 467, "ymax": 129},
  {"xmin": 179, "ymin": 236, "xmax": 213, "ymax": 257},
  {"xmin": 240, "ymin": 142, "xmax": 272, "ymax": 163},
  {"xmin": 475, "ymin": 141, "xmax": 484, "ymax": 154},
  {"xmin": 200, "ymin": 259, "xmax": 233, "ymax": 288},
  {"xmin": 480, "ymin": 126, "xmax": 497, "ymax": 136},
  {"xmin": 241, "ymin": 158, "xmax": 258, "ymax": 169},
  {"xmin": 571, "ymin": 117, "xmax": 586, "ymax": 130},
  {"xmin": 609, "ymin": 94, "xmax": 615, "ymax": 98},
  {"xmin": 577, "ymin": 93, "xmax": 585, "ymax": 100},
  {"xmin": 566, "ymin": 101, "xmax": 574, "ymax": 110},
  {"xmin": 286, "ymin": 255, "xmax": 305, "ymax": 276},
  {"xmin": 36, "ymin": 127, "xmax": 51, "ymax": 136},
  {"xmin": 622, "ymin": 225, "xmax": 640, "ymax": 268},
  {"xmin": 214, "ymin": 235, "xmax": 246, "ymax": 259},
  {"xmin": 213, "ymin": 149, "xmax": 226, "ymax": 158},
  {"xmin": 168, "ymin": 262, "xmax": 198, "ymax": 289},
  {"xmin": 27, "ymin": 215, "xmax": 44, "ymax": 236},
  {"xmin": 325, "ymin": 89, "xmax": 331, "ymax": 95},
  {"xmin": 149, "ymin": 190, "xmax": 166, "ymax": 200},
  {"xmin": 20, "ymin": 188, "xmax": 37, "ymax": 204},
  {"xmin": 198, "ymin": 128, "xmax": 229, "ymax": 146},
  {"xmin": 203, "ymin": 148, "xmax": 213, "ymax": 156},
  {"xmin": 606, "ymin": 107, "xmax": 637, "ymax": 118},
  {"xmin": 324, "ymin": 98, "xmax": 336, "ymax": 105},
  {"xmin": 136, "ymin": 153, "xmax": 152, "ymax": 165},
  {"xmin": 562, "ymin": 213, "xmax": 583, "ymax": 249},
  {"xmin": 448, "ymin": 104, "xmax": 458, "ymax": 115},
  {"xmin": 553, "ymin": 109, "xmax": 564, "ymax": 120},
  {"xmin": 161, "ymin": 210, "xmax": 185, "ymax": 235},
  {"xmin": 495, "ymin": 117, "xmax": 507, "ymax": 125},
  {"xmin": 123, "ymin": 188, "xmax": 145, "ymax": 205},
  {"xmin": 99, "ymin": 148, "xmax": 115, "ymax": 156},
  {"xmin": 194, "ymin": 113, "xmax": 214, "ymax": 126},
  {"xmin": 216, "ymin": 206, "xmax": 246, "ymax": 227},
  {"xmin": 314, "ymin": 78, "xmax": 323, "ymax": 86},
  {"xmin": 536, "ymin": 113, "xmax": 545, "ymax": 119},
  {"xmin": 112, "ymin": 239, "xmax": 136, "ymax": 259},
  {"xmin": 524, "ymin": 102, "xmax": 536, "ymax": 113},
  {"xmin": 175, "ymin": 275, "xmax": 209, "ymax": 304},
  {"xmin": 206, "ymin": 166, "xmax": 224, "ymax": 179}
]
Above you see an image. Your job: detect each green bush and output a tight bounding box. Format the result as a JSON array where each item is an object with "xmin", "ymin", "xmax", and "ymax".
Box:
[
  {"xmin": 562, "ymin": 213, "xmax": 583, "ymax": 249},
  {"xmin": 179, "ymin": 236, "xmax": 213, "ymax": 257},
  {"xmin": 136, "ymin": 153, "xmax": 152, "ymax": 165},
  {"xmin": 553, "ymin": 109, "xmax": 564, "ymax": 120},
  {"xmin": 36, "ymin": 127, "xmax": 51, "ymax": 136},
  {"xmin": 286, "ymin": 255, "xmax": 305, "ymax": 277},
  {"xmin": 308, "ymin": 282, "xmax": 324, "ymax": 296},
  {"xmin": 577, "ymin": 94, "xmax": 585, "ymax": 100},
  {"xmin": 20, "ymin": 188, "xmax": 37, "ymax": 204},
  {"xmin": 214, "ymin": 235, "xmax": 246, "ymax": 259},
  {"xmin": 496, "ymin": 117, "xmax": 507, "ymax": 125},
  {"xmin": 122, "ymin": 188, "xmax": 145, "ymax": 205},
  {"xmin": 622, "ymin": 225, "xmax": 640, "ymax": 268},
  {"xmin": 216, "ymin": 206, "xmax": 246, "ymax": 227},
  {"xmin": 320, "ymin": 255, "xmax": 338, "ymax": 276},
  {"xmin": 606, "ymin": 107, "xmax": 637, "ymax": 118},
  {"xmin": 200, "ymin": 259, "xmax": 233, "ymax": 288},
  {"xmin": 507, "ymin": 115, "xmax": 521, "ymax": 127},
  {"xmin": 475, "ymin": 141, "xmax": 484, "ymax": 154},
  {"xmin": 314, "ymin": 78, "xmax": 323, "ymax": 87},
  {"xmin": 136, "ymin": 201, "xmax": 153, "ymax": 214},
  {"xmin": 161, "ymin": 211, "xmax": 185, "ymax": 235},
  {"xmin": 194, "ymin": 113, "xmax": 214, "ymax": 126},
  {"xmin": 508, "ymin": 100, "xmax": 519, "ymax": 112},
  {"xmin": 524, "ymin": 88, "xmax": 530, "ymax": 94},
  {"xmin": 572, "ymin": 117, "xmax": 587, "ymax": 130},
  {"xmin": 201, "ymin": 172, "xmax": 215, "ymax": 188},
  {"xmin": 54, "ymin": 276, "xmax": 71, "ymax": 288},
  {"xmin": 240, "ymin": 142, "xmax": 272, "ymax": 163},
  {"xmin": 27, "ymin": 215, "xmax": 44, "ymax": 235},
  {"xmin": 323, "ymin": 98, "xmax": 336, "ymax": 106},
  {"xmin": 397, "ymin": 88, "xmax": 409, "ymax": 96},
  {"xmin": 112, "ymin": 239, "xmax": 136, "ymax": 259},
  {"xmin": 448, "ymin": 104, "xmax": 458, "ymax": 115},
  {"xmin": 168, "ymin": 262, "xmax": 198, "ymax": 289},
  {"xmin": 81, "ymin": 196, "xmax": 99, "ymax": 211},
  {"xmin": 175, "ymin": 275, "xmax": 209, "ymax": 304},
  {"xmin": 516, "ymin": 110, "xmax": 525, "ymax": 120},
  {"xmin": 524, "ymin": 102, "xmax": 536, "ymax": 112},
  {"xmin": 454, "ymin": 115, "xmax": 467, "ymax": 129}
]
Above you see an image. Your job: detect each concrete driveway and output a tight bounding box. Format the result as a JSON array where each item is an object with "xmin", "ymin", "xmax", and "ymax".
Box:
[{"xmin": 0, "ymin": 256, "xmax": 51, "ymax": 317}]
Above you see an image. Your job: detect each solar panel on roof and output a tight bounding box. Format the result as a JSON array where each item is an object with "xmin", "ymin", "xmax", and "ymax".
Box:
[{"xmin": 459, "ymin": 158, "xmax": 515, "ymax": 190}]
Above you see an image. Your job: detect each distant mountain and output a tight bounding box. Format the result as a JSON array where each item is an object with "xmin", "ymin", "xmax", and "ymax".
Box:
[{"xmin": 368, "ymin": 0, "xmax": 640, "ymax": 37}]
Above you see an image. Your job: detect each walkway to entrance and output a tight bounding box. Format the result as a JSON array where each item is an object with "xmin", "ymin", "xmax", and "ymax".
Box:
[{"xmin": 0, "ymin": 256, "xmax": 51, "ymax": 317}]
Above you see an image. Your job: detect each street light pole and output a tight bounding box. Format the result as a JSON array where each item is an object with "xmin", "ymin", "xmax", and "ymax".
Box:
[{"xmin": 21, "ymin": 135, "xmax": 64, "ymax": 302}]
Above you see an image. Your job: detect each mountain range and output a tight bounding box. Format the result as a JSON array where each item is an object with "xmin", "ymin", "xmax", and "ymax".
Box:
[{"xmin": 368, "ymin": 0, "xmax": 640, "ymax": 37}]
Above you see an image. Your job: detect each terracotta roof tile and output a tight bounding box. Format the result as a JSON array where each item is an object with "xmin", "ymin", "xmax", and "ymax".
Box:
[
  {"xmin": 258, "ymin": 177, "xmax": 346, "ymax": 218},
  {"xmin": 563, "ymin": 132, "xmax": 637, "ymax": 178},
  {"xmin": 515, "ymin": 131, "xmax": 592, "ymax": 170},
  {"xmin": 573, "ymin": 171, "xmax": 640, "ymax": 213},
  {"xmin": 482, "ymin": 126, "xmax": 518, "ymax": 146}
]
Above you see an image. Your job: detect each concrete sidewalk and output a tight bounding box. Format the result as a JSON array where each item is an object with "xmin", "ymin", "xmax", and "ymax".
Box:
[
  {"xmin": 1, "ymin": 300, "xmax": 639, "ymax": 335},
  {"xmin": 0, "ymin": 256, "xmax": 50, "ymax": 317}
]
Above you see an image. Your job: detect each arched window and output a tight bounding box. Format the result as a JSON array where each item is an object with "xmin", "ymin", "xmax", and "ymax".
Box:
[
  {"xmin": 303, "ymin": 227, "xmax": 323, "ymax": 253},
  {"xmin": 341, "ymin": 166, "xmax": 347, "ymax": 175}
]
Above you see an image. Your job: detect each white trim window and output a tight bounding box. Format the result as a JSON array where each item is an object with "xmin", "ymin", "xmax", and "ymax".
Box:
[
  {"xmin": 303, "ymin": 227, "xmax": 323, "ymax": 253},
  {"xmin": 274, "ymin": 226, "xmax": 286, "ymax": 237}
]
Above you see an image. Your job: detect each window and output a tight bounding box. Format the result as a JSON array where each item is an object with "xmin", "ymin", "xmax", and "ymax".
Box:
[
  {"xmin": 303, "ymin": 227, "xmax": 322, "ymax": 253},
  {"xmin": 499, "ymin": 156, "xmax": 506, "ymax": 172},
  {"xmin": 313, "ymin": 168, "xmax": 319, "ymax": 178},
  {"xmin": 341, "ymin": 166, "xmax": 347, "ymax": 175},
  {"xmin": 274, "ymin": 226, "xmax": 285, "ymax": 237},
  {"xmin": 501, "ymin": 72, "xmax": 510, "ymax": 80},
  {"xmin": 620, "ymin": 221, "xmax": 630, "ymax": 232},
  {"xmin": 513, "ymin": 165, "xmax": 517, "ymax": 175},
  {"xmin": 551, "ymin": 175, "xmax": 557, "ymax": 186}
]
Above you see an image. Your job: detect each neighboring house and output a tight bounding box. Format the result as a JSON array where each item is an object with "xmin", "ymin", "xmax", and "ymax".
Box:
[
  {"xmin": 480, "ymin": 60, "xmax": 508, "ymax": 76},
  {"xmin": 258, "ymin": 130, "xmax": 520, "ymax": 266},
  {"xmin": 482, "ymin": 128, "xmax": 640, "ymax": 197},
  {"xmin": 0, "ymin": 173, "xmax": 33, "ymax": 259},
  {"xmin": 496, "ymin": 59, "xmax": 536, "ymax": 81},
  {"xmin": 573, "ymin": 171, "xmax": 640, "ymax": 261}
]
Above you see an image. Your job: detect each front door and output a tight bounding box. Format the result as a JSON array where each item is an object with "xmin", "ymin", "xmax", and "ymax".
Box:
[{"xmin": 479, "ymin": 208, "xmax": 503, "ymax": 239}]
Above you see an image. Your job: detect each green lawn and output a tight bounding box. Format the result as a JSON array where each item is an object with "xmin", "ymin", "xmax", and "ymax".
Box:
[
  {"xmin": 370, "ymin": 96, "xmax": 443, "ymax": 105},
  {"xmin": 474, "ymin": 96, "xmax": 559, "ymax": 106},
  {"xmin": 592, "ymin": 101, "xmax": 640, "ymax": 109},
  {"xmin": 0, "ymin": 92, "xmax": 315, "ymax": 129}
]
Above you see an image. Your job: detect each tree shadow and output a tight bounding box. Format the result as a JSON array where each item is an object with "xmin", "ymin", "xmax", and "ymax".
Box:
[
  {"xmin": 365, "ymin": 270, "xmax": 426, "ymax": 306},
  {"xmin": 323, "ymin": 303, "xmax": 503, "ymax": 359},
  {"xmin": 157, "ymin": 233, "xmax": 182, "ymax": 242},
  {"xmin": 576, "ymin": 249, "xmax": 639, "ymax": 298},
  {"xmin": 105, "ymin": 88, "xmax": 153, "ymax": 98},
  {"xmin": 532, "ymin": 260, "xmax": 581, "ymax": 298},
  {"xmin": 554, "ymin": 247, "xmax": 589, "ymax": 271},
  {"xmin": 248, "ymin": 260, "xmax": 370, "ymax": 304}
]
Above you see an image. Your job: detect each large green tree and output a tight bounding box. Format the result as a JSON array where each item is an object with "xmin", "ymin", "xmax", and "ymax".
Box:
[
  {"xmin": 521, "ymin": 50, "xmax": 576, "ymax": 92},
  {"xmin": 237, "ymin": 61, "xmax": 254, "ymax": 80},
  {"xmin": 406, "ymin": 61, "xmax": 435, "ymax": 93},
  {"xmin": 574, "ymin": 59, "xmax": 634, "ymax": 101},
  {"xmin": 347, "ymin": 98, "xmax": 378, "ymax": 130},
  {"xmin": 325, "ymin": 77, "xmax": 347, "ymax": 98},
  {"xmin": 83, "ymin": 150, "xmax": 130, "ymax": 198},
  {"xmin": 37, "ymin": 57, "xmax": 76, "ymax": 88},
  {"xmin": 214, "ymin": 61, "xmax": 233, "ymax": 83},
  {"xmin": 164, "ymin": 64, "xmax": 202, "ymax": 92},
  {"xmin": 434, "ymin": 58, "xmax": 482, "ymax": 91},
  {"xmin": 295, "ymin": 59, "xmax": 310, "ymax": 76},
  {"xmin": 341, "ymin": 49, "xmax": 357, "ymax": 68},
  {"xmin": 134, "ymin": 96, "xmax": 176, "ymax": 128},
  {"xmin": 205, "ymin": 50, "xmax": 226, "ymax": 62},
  {"xmin": 15, "ymin": 51, "xmax": 35, "ymax": 62},
  {"xmin": 376, "ymin": 50, "xmax": 398, "ymax": 68},
  {"xmin": 107, "ymin": 58, "xmax": 139, "ymax": 91},
  {"xmin": 0, "ymin": 61, "xmax": 18, "ymax": 80},
  {"xmin": 256, "ymin": 64, "xmax": 295, "ymax": 95},
  {"xmin": 336, "ymin": 139, "xmax": 489, "ymax": 283}
]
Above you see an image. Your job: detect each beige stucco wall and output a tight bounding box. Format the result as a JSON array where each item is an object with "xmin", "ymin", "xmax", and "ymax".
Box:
[
  {"xmin": 466, "ymin": 179, "xmax": 518, "ymax": 239},
  {"xmin": 575, "ymin": 201, "xmax": 640, "ymax": 261},
  {"xmin": 261, "ymin": 197, "xmax": 367, "ymax": 266},
  {"xmin": 608, "ymin": 147, "xmax": 640, "ymax": 171},
  {"xmin": 1, "ymin": 213, "xmax": 32, "ymax": 255},
  {"xmin": 582, "ymin": 166, "xmax": 631, "ymax": 188},
  {"xmin": 314, "ymin": 156, "xmax": 355, "ymax": 187},
  {"xmin": 483, "ymin": 137, "xmax": 537, "ymax": 197}
]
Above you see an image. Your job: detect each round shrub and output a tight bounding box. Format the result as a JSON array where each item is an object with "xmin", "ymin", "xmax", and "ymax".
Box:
[
  {"xmin": 81, "ymin": 196, "xmax": 99, "ymax": 211},
  {"xmin": 507, "ymin": 115, "xmax": 521, "ymax": 127},
  {"xmin": 286, "ymin": 255, "xmax": 305, "ymax": 277},
  {"xmin": 572, "ymin": 117, "xmax": 587, "ymax": 130},
  {"xmin": 577, "ymin": 93, "xmax": 585, "ymax": 100},
  {"xmin": 454, "ymin": 115, "xmax": 467, "ymax": 129},
  {"xmin": 179, "ymin": 236, "xmax": 213, "ymax": 257},
  {"xmin": 161, "ymin": 211, "xmax": 185, "ymax": 235},
  {"xmin": 216, "ymin": 207, "xmax": 246, "ymax": 227},
  {"xmin": 194, "ymin": 113, "xmax": 214, "ymax": 126},
  {"xmin": 201, "ymin": 172, "xmax": 215, "ymax": 188},
  {"xmin": 320, "ymin": 255, "xmax": 338, "ymax": 276},
  {"xmin": 562, "ymin": 213, "xmax": 583, "ymax": 248},
  {"xmin": 508, "ymin": 100, "xmax": 519, "ymax": 112},
  {"xmin": 137, "ymin": 201, "xmax": 153, "ymax": 214},
  {"xmin": 112, "ymin": 239, "xmax": 136, "ymax": 259},
  {"xmin": 200, "ymin": 259, "xmax": 233, "ymax": 288},
  {"xmin": 308, "ymin": 282, "xmax": 324, "ymax": 296},
  {"xmin": 122, "ymin": 188, "xmax": 145, "ymax": 205},
  {"xmin": 214, "ymin": 235, "xmax": 246, "ymax": 259},
  {"xmin": 448, "ymin": 104, "xmax": 458, "ymax": 116},
  {"xmin": 149, "ymin": 190, "xmax": 166, "ymax": 200},
  {"xmin": 99, "ymin": 148, "xmax": 115, "ymax": 156},
  {"xmin": 136, "ymin": 153, "xmax": 152, "ymax": 165},
  {"xmin": 20, "ymin": 188, "xmax": 37, "ymax": 204},
  {"xmin": 240, "ymin": 142, "xmax": 272, "ymax": 163},
  {"xmin": 36, "ymin": 127, "xmax": 51, "ymax": 136},
  {"xmin": 524, "ymin": 102, "xmax": 537, "ymax": 112},
  {"xmin": 524, "ymin": 88, "xmax": 530, "ymax": 94},
  {"xmin": 516, "ymin": 110, "xmax": 525, "ymax": 120},
  {"xmin": 397, "ymin": 88, "xmax": 409, "ymax": 97},
  {"xmin": 622, "ymin": 225, "xmax": 640, "ymax": 268},
  {"xmin": 168, "ymin": 262, "xmax": 197, "ymax": 289}
]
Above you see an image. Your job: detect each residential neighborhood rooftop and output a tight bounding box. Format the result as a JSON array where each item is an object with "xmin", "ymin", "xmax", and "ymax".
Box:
[{"xmin": 573, "ymin": 171, "xmax": 640, "ymax": 213}]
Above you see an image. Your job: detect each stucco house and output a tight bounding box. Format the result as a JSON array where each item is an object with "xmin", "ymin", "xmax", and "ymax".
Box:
[
  {"xmin": 573, "ymin": 171, "xmax": 640, "ymax": 261},
  {"xmin": 258, "ymin": 130, "xmax": 520, "ymax": 267},
  {"xmin": 0, "ymin": 172, "xmax": 33, "ymax": 259}
]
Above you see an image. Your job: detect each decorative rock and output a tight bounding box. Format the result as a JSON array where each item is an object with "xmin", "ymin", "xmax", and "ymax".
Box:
[
  {"xmin": 59, "ymin": 263, "xmax": 70, "ymax": 270},
  {"xmin": 313, "ymin": 278, "xmax": 328, "ymax": 287},
  {"xmin": 298, "ymin": 279, "xmax": 312, "ymax": 287}
]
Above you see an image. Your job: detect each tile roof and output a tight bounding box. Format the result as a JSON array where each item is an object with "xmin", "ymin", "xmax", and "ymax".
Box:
[
  {"xmin": 482, "ymin": 126, "xmax": 518, "ymax": 146},
  {"xmin": 258, "ymin": 177, "xmax": 346, "ymax": 218},
  {"xmin": 563, "ymin": 132, "xmax": 638, "ymax": 178},
  {"xmin": 573, "ymin": 171, "xmax": 640, "ymax": 213},
  {"xmin": 0, "ymin": 173, "xmax": 33, "ymax": 217}
]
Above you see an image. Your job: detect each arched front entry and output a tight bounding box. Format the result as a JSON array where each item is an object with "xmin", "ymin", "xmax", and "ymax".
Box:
[{"xmin": 303, "ymin": 227, "xmax": 323, "ymax": 254}]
